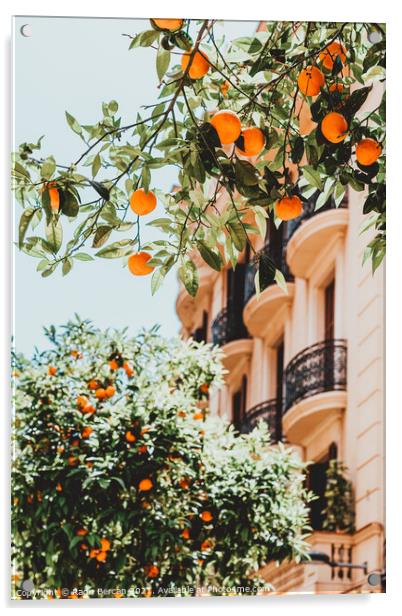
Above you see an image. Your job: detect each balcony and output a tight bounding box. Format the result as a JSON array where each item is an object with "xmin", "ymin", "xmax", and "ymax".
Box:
[
  {"xmin": 285, "ymin": 197, "xmax": 348, "ymax": 279},
  {"xmin": 243, "ymin": 236, "xmax": 295, "ymax": 337},
  {"xmin": 260, "ymin": 530, "xmax": 358, "ymax": 594},
  {"xmin": 211, "ymin": 306, "xmax": 252, "ymax": 371},
  {"xmin": 282, "ymin": 339, "xmax": 347, "ymax": 444},
  {"xmin": 240, "ymin": 399, "xmax": 282, "ymax": 443}
]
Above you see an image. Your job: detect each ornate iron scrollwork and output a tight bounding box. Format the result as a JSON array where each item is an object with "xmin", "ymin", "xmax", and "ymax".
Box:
[
  {"xmin": 244, "ymin": 240, "xmax": 294, "ymax": 305},
  {"xmin": 240, "ymin": 398, "xmax": 282, "ymax": 443},
  {"xmin": 211, "ymin": 306, "xmax": 249, "ymax": 346},
  {"xmin": 284, "ymin": 339, "xmax": 347, "ymax": 411}
]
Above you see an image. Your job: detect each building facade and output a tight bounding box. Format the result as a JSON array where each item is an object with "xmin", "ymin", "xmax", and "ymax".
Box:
[{"xmin": 175, "ymin": 88, "xmax": 385, "ymax": 593}]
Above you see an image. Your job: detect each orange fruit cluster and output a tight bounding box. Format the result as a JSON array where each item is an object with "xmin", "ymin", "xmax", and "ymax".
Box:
[{"xmin": 89, "ymin": 538, "xmax": 111, "ymax": 563}]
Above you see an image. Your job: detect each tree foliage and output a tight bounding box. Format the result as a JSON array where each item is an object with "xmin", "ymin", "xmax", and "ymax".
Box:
[
  {"xmin": 12, "ymin": 20, "xmax": 385, "ymax": 294},
  {"xmin": 12, "ymin": 317, "xmax": 311, "ymax": 598}
]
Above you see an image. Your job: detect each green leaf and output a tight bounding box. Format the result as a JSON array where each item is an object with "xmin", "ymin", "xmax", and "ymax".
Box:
[
  {"xmin": 197, "ymin": 241, "xmax": 222, "ymax": 272},
  {"xmin": 12, "ymin": 160, "xmax": 31, "ymax": 181},
  {"xmin": 291, "ymin": 137, "xmax": 304, "ymax": 164},
  {"xmin": 302, "ymin": 166, "xmax": 323, "ymax": 191},
  {"xmin": 315, "ymin": 177, "xmax": 335, "ymax": 210},
  {"xmin": 60, "ymin": 191, "xmax": 79, "ymax": 218},
  {"xmin": 92, "ymin": 153, "xmax": 101, "ymax": 178},
  {"xmin": 227, "ymin": 220, "xmax": 247, "ymax": 251},
  {"xmin": 45, "ymin": 218, "xmax": 63, "ymax": 253},
  {"xmin": 95, "ymin": 239, "xmax": 135, "ymax": 259},
  {"xmin": 18, "ymin": 208, "xmax": 36, "ymax": 248},
  {"xmin": 275, "ymin": 269, "xmax": 288, "ymax": 294},
  {"xmin": 65, "ymin": 111, "xmax": 82, "ymax": 135},
  {"xmin": 62, "ymin": 258, "xmax": 73, "ymax": 276},
  {"xmin": 179, "ymin": 259, "xmax": 199, "ymax": 297},
  {"xmin": 73, "ymin": 252, "xmax": 95, "ymax": 261},
  {"xmin": 40, "ymin": 156, "xmax": 56, "ymax": 180},
  {"xmin": 235, "ymin": 159, "xmax": 260, "ymax": 187},
  {"xmin": 151, "ymin": 267, "xmax": 166, "ymax": 295},
  {"xmin": 253, "ymin": 205, "xmax": 267, "ymax": 239},
  {"xmin": 88, "ymin": 180, "xmax": 110, "ymax": 201},
  {"xmin": 156, "ymin": 46, "xmax": 170, "ymax": 81},
  {"xmin": 92, "ymin": 225, "xmax": 113, "ymax": 248}
]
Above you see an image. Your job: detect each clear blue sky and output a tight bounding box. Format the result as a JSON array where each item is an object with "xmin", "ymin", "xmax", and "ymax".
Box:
[{"xmin": 13, "ymin": 16, "xmax": 257, "ymax": 355}]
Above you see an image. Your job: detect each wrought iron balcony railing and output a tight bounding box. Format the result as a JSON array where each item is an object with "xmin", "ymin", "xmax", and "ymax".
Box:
[
  {"xmin": 240, "ymin": 399, "xmax": 282, "ymax": 443},
  {"xmin": 284, "ymin": 194, "xmax": 348, "ymax": 244},
  {"xmin": 244, "ymin": 239, "xmax": 294, "ymax": 305},
  {"xmin": 211, "ymin": 306, "xmax": 249, "ymax": 347},
  {"xmin": 284, "ymin": 339, "xmax": 347, "ymax": 412}
]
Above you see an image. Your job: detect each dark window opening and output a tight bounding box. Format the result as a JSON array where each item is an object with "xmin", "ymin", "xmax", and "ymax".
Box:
[
  {"xmin": 308, "ymin": 442, "xmax": 338, "ymax": 531},
  {"xmin": 324, "ymin": 278, "xmax": 335, "ymax": 341},
  {"xmin": 232, "ymin": 375, "xmax": 247, "ymax": 430}
]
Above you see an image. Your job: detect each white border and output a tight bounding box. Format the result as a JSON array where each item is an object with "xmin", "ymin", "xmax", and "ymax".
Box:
[{"xmin": 1, "ymin": 1, "xmax": 401, "ymax": 613}]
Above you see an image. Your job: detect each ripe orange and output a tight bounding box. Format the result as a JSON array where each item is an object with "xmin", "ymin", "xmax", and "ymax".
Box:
[
  {"xmin": 297, "ymin": 66, "xmax": 325, "ymax": 96},
  {"xmin": 319, "ymin": 42, "xmax": 347, "ymax": 70},
  {"xmin": 108, "ymin": 359, "xmax": 119, "ymax": 371},
  {"xmin": 221, "ymin": 80, "xmax": 230, "ymax": 97},
  {"xmin": 128, "ymin": 252, "xmax": 154, "ymax": 276},
  {"xmin": 100, "ymin": 538, "xmax": 111, "ymax": 551},
  {"xmin": 105, "ymin": 385, "xmax": 116, "ymax": 398},
  {"xmin": 138, "ymin": 444, "xmax": 148, "ymax": 454},
  {"xmin": 177, "ymin": 409, "xmax": 186, "ymax": 418},
  {"xmin": 179, "ymin": 478, "xmax": 190, "ymax": 489},
  {"xmin": 321, "ymin": 111, "xmax": 348, "ymax": 143},
  {"xmin": 276, "ymin": 195, "xmax": 303, "ymax": 221},
  {"xmin": 130, "ymin": 189, "xmax": 157, "ymax": 216},
  {"xmin": 355, "ymin": 138, "xmax": 382, "ymax": 166},
  {"xmin": 200, "ymin": 510, "xmax": 213, "ymax": 522},
  {"xmin": 145, "ymin": 564, "xmax": 160, "ymax": 578},
  {"xmin": 181, "ymin": 528, "xmax": 190, "ymax": 539},
  {"xmin": 181, "ymin": 49, "xmax": 210, "ymax": 80},
  {"xmin": 199, "ymin": 383, "xmax": 209, "ymax": 394},
  {"xmin": 48, "ymin": 366, "xmax": 57, "ymax": 376},
  {"xmin": 67, "ymin": 456, "xmax": 78, "ymax": 466},
  {"xmin": 210, "ymin": 110, "xmax": 242, "ymax": 145},
  {"xmin": 236, "ymin": 126, "xmax": 265, "ymax": 157},
  {"xmin": 151, "ymin": 19, "xmax": 183, "ymax": 32},
  {"xmin": 123, "ymin": 361, "xmax": 134, "ymax": 377},
  {"xmin": 329, "ymin": 83, "xmax": 344, "ymax": 93},
  {"xmin": 88, "ymin": 379, "xmax": 99, "ymax": 390},
  {"xmin": 126, "ymin": 430, "xmax": 137, "ymax": 443},
  {"xmin": 193, "ymin": 412, "xmax": 203, "ymax": 420},
  {"xmin": 201, "ymin": 539, "xmax": 213, "ymax": 551},
  {"xmin": 81, "ymin": 403, "xmax": 96, "ymax": 415},
  {"xmin": 76, "ymin": 395, "xmax": 88, "ymax": 408},
  {"xmin": 95, "ymin": 388, "xmax": 107, "ymax": 400},
  {"xmin": 81, "ymin": 427, "xmax": 93, "ymax": 439},
  {"xmin": 56, "ymin": 483, "xmax": 62, "ymax": 492},
  {"xmin": 48, "ymin": 185, "xmax": 60, "ymax": 212},
  {"xmin": 139, "ymin": 478, "xmax": 153, "ymax": 492},
  {"xmin": 76, "ymin": 528, "xmax": 88, "ymax": 536}
]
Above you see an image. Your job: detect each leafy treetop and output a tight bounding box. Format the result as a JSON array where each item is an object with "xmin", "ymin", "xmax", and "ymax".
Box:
[{"xmin": 12, "ymin": 19, "xmax": 385, "ymax": 296}]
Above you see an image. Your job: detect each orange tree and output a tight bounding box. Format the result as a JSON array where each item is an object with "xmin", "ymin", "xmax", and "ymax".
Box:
[
  {"xmin": 12, "ymin": 20, "xmax": 385, "ymax": 294},
  {"xmin": 12, "ymin": 317, "xmax": 311, "ymax": 598}
]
